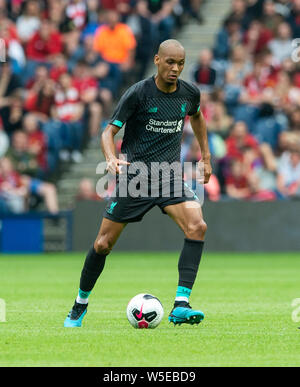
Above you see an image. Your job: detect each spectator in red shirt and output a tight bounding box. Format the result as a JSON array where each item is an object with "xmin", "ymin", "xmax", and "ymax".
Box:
[
  {"xmin": 22, "ymin": 113, "xmax": 48, "ymax": 173},
  {"xmin": 240, "ymin": 55, "xmax": 279, "ymax": 106},
  {"xmin": 49, "ymin": 54, "xmax": 68, "ymax": 82},
  {"xmin": 100, "ymin": 0, "xmax": 131, "ymax": 14},
  {"xmin": 25, "ymin": 64, "xmax": 49, "ymax": 90},
  {"xmin": 72, "ymin": 60, "xmax": 104, "ymax": 138},
  {"xmin": 226, "ymin": 121, "xmax": 258, "ymax": 160},
  {"xmin": 225, "ymin": 155, "xmax": 277, "ymax": 202},
  {"xmin": 54, "ymin": 73, "xmax": 83, "ymax": 123},
  {"xmin": 54, "ymin": 73, "xmax": 85, "ymax": 163},
  {"xmin": 243, "ymin": 20, "xmax": 273, "ymax": 56},
  {"xmin": 24, "ymin": 19, "xmax": 63, "ymax": 84},
  {"xmin": 26, "ymin": 19, "xmax": 63, "ymax": 62},
  {"xmin": 225, "ymin": 158, "xmax": 251, "ymax": 199},
  {"xmin": 191, "ymin": 49, "xmax": 217, "ymax": 91},
  {"xmin": 24, "ymin": 78, "xmax": 56, "ymax": 120},
  {"xmin": 24, "ymin": 65, "xmax": 56, "ymax": 120},
  {"xmin": 69, "ymin": 33, "xmax": 121, "ymax": 98}
]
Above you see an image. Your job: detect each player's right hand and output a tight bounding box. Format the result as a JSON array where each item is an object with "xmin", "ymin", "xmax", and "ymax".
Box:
[{"xmin": 106, "ymin": 157, "xmax": 130, "ymax": 175}]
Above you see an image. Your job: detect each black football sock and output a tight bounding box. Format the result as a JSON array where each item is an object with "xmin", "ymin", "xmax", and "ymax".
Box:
[
  {"xmin": 175, "ymin": 238, "xmax": 204, "ymax": 305},
  {"xmin": 79, "ymin": 247, "xmax": 107, "ymax": 293}
]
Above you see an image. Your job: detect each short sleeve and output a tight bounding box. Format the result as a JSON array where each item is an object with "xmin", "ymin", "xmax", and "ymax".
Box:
[
  {"xmin": 109, "ymin": 84, "xmax": 139, "ymax": 128},
  {"xmin": 187, "ymin": 86, "xmax": 201, "ymax": 116}
]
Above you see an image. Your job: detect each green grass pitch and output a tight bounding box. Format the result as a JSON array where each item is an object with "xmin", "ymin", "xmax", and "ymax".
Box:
[{"xmin": 0, "ymin": 251, "xmax": 300, "ymax": 367}]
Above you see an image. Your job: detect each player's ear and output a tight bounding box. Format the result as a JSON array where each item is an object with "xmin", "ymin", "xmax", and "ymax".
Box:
[{"xmin": 154, "ymin": 54, "xmax": 159, "ymax": 66}]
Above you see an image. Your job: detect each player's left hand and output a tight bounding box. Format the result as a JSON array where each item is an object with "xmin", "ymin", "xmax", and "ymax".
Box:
[
  {"xmin": 198, "ymin": 160, "xmax": 212, "ymax": 184},
  {"xmin": 203, "ymin": 160, "xmax": 212, "ymax": 184}
]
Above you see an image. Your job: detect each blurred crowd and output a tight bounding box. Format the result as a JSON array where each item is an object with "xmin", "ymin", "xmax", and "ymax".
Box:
[
  {"xmin": 1, "ymin": 0, "xmax": 300, "ymax": 216},
  {"xmin": 0, "ymin": 0, "xmax": 204, "ymax": 214},
  {"xmin": 182, "ymin": 0, "xmax": 300, "ymax": 201}
]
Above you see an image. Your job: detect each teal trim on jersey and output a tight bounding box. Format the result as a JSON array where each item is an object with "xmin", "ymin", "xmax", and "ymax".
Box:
[
  {"xmin": 79, "ymin": 289, "xmax": 91, "ymax": 299},
  {"xmin": 112, "ymin": 120, "xmax": 123, "ymax": 128},
  {"xmin": 176, "ymin": 286, "xmax": 191, "ymax": 299},
  {"xmin": 197, "ymin": 106, "xmax": 200, "ymax": 112},
  {"xmin": 181, "ymin": 103, "xmax": 187, "ymax": 114},
  {"xmin": 148, "ymin": 107, "xmax": 158, "ymax": 113}
]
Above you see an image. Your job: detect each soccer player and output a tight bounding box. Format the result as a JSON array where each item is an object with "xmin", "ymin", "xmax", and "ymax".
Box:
[{"xmin": 64, "ymin": 39, "xmax": 212, "ymax": 327}]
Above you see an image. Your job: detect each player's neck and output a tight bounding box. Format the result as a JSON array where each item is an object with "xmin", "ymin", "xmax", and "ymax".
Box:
[{"xmin": 155, "ymin": 75, "xmax": 178, "ymax": 94}]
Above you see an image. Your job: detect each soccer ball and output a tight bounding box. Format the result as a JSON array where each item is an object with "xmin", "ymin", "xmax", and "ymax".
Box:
[{"xmin": 126, "ymin": 293, "xmax": 164, "ymax": 329}]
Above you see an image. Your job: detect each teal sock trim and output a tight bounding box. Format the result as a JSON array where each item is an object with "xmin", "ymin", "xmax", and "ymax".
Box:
[
  {"xmin": 79, "ymin": 289, "xmax": 91, "ymax": 299},
  {"xmin": 176, "ymin": 286, "xmax": 191, "ymax": 299}
]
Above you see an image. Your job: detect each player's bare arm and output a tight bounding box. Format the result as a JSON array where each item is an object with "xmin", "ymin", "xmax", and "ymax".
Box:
[
  {"xmin": 190, "ymin": 109, "xmax": 212, "ymax": 184},
  {"xmin": 101, "ymin": 124, "xmax": 130, "ymax": 175}
]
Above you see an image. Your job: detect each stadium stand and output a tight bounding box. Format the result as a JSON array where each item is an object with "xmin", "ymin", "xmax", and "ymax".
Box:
[
  {"xmin": 0, "ymin": 0, "xmax": 300, "ymax": 221},
  {"xmin": 183, "ymin": 0, "xmax": 300, "ymax": 201}
]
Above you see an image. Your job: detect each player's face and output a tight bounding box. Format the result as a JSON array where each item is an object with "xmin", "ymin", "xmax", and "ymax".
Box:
[{"xmin": 155, "ymin": 50, "xmax": 185, "ymax": 85}]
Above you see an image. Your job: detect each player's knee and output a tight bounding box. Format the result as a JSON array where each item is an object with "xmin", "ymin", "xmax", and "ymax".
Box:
[
  {"xmin": 186, "ymin": 219, "xmax": 207, "ymax": 240},
  {"xmin": 94, "ymin": 237, "xmax": 113, "ymax": 255}
]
